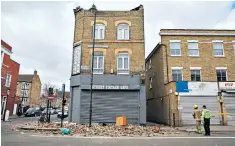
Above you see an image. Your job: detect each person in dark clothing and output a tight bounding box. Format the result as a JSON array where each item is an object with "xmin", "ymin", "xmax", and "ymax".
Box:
[{"xmin": 201, "ymin": 105, "xmax": 211, "ymax": 136}]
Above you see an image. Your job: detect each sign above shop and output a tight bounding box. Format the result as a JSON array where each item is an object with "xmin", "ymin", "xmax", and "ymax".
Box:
[
  {"xmin": 219, "ymin": 82, "xmax": 235, "ymax": 91},
  {"xmin": 81, "ymin": 85, "xmax": 140, "ymax": 90}
]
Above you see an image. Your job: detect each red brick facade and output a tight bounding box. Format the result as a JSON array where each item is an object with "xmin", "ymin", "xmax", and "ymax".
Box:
[{"xmin": 1, "ymin": 40, "xmax": 20, "ymax": 115}]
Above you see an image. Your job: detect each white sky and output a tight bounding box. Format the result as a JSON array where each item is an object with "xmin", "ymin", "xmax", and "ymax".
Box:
[{"xmin": 1, "ymin": 0, "xmax": 235, "ymax": 89}]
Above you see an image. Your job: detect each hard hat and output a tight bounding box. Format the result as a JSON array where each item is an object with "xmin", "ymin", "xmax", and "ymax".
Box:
[{"xmin": 193, "ymin": 104, "xmax": 198, "ymax": 109}]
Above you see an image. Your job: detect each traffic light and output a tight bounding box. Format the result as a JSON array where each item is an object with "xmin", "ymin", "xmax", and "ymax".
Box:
[
  {"xmin": 62, "ymin": 100, "xmax": 66, "ymax": 105},
  {"xmin": 48, "ymin": 87, "xmax": 54, "ymax": 96}
]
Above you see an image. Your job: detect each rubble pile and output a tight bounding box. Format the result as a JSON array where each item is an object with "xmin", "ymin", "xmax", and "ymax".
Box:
[{"xmin": 19, "ymin": 123, "xmax": 182, "ymax": 137}]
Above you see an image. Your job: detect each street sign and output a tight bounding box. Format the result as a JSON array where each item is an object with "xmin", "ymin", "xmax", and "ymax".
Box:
[{"xmin": 48, "ymin": 96, "xmax": 54, "ymax": 100}]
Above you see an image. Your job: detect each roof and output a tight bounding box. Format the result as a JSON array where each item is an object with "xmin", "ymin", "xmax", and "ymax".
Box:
[
  {"xmin": 18, "ymin": 75, "xmax": 34, "ymax": 82},
  {"xmin": 145, "ymin": 43, "xmax": 162, "ymax": 63},
  {"xmin": 1, "ymin": 40, "xmax": 12, "ymax": 52}
]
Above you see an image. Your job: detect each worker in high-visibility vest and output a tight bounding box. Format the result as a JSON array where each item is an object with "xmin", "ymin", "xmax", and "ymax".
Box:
[
  {"xmin": 201, "ymin": 105, "xmax": 211, "ymax": 136},
  {"xmin": 192, "ymin": 104, "xmax": 202, "ymax": 134}
]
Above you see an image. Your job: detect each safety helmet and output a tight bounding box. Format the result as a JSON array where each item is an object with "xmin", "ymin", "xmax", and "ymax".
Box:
[{"xmin": 193, "ymin": 104, "xmax": 198, "ymax": 109}]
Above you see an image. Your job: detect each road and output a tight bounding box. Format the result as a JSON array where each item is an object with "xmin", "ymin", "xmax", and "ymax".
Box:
[{"xmin": 2, "ymin": 115, "xmax": 235, "ymax": 146}]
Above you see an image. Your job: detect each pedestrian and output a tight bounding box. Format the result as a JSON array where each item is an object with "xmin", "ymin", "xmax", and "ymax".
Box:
[
  {"xmin": 201, "ymin": 105, "xmax": 211, "ymax": 136},
  {"xmin": 192, "ymin": 104, "xmax": 202, "ymax": 134}
]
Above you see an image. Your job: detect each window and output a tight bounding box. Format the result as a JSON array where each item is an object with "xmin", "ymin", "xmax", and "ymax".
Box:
[
  {"xmin": 170, "ymin": 41, "xmax": 181, "ymax": 56},
  {"xmin": 117, "ymin": 53, "xmax": 129, "ymax": 74},
  {"xmin": 93, "ymin": 24, "xmax": 105, "ymax": 39},
  {"xmin": 92, "ymin": 52, "xmax": 104, "ymax": 74},
  {"xmin": 72, "ymin": 45, "xmax": 81, "ymax": 75},
  {"xmin": 188, "ymin": 41, "xmax": 199, "ymax": 56},
  {"xmin": 213, "ymin": 41, "xmax": 224, "ymax": 56},
  {"xmin": 21, "ymin": 90, "xmax": 28, "ymax": 97},
  {"xmin": 191, "ymin": 70, "xmax": 201, "ymax": 81},
  {"xmin": 149, "ymin": 78, "xmax": 152, "ymax": 89},
  {"xmin": 216, "ymin": 69, "xmax": 227, "ymax": 81},
  {"xmin": 22, "ymin": 98, "xmax": 28, "ymax": 105},
  {"xmin": 117, "ymin": 24, "xmax": 129, "ymax": 40},
  {"xmin": 149, "ymin": 59, "xmax": 152, "ymax": 69},
  {"xmin": 172, "ymin": 69, "xmax": 183, "ymax": 81},
  {"xmin": 5, "ymin": 74, "xmax": 11, "ymax": 87}
]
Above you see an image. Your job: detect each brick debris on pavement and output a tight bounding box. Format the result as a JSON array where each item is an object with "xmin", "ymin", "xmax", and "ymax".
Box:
[{"xmin": 15, "ymin": 123, "xmax": 188, "ymax": 137}]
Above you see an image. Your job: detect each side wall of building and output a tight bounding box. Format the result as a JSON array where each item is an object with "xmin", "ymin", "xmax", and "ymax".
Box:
[{"xmin": 30, "ymin": 75, "xmax": 41, "ymax": 107}]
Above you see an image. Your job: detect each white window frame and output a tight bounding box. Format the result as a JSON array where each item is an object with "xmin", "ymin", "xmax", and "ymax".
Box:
[
  {"xmin": 91, "ymin": 52, "xmax": 104, "ymax": 74},
  {"xmin": 188, "ymin": 40, "xmax": 199, "ymax": 56},
  {"xmin": 190, "ymin": 69, "xmax": 201, "ymax": 81},
  {"xmin": 149, "ymin": 59, "xmax": 152, "ymax": 69},
  {"xmin": 171, "ymin": 67, "xmax": 183, "ymax": 81},
  {"xmin": 117, "ymin": 24, "xmax": 130, "ymax": 40},
  {"xmin": 5, "ymin": 73, "xmax": 12, "ymax": 87},
  {"xmin": 170, "ymin": 40, "xmax": 181, "ymax": 56},
  {"xmin": 212, "ymin": 40, "xmax": 224, "ymax": 57},
  {"xmin": 117, "ymin": 53, "xmax": 129, "ymax": 74},
  {"xmin": 93, "ymin": 24, "xmax": 105, "ymax": 40},
  {"xmin": 72, "ymin": 45, "xmax": 81, "ymax": 75},
  {"xmin": 216, "ymin": 67, "xmax": 227, "ymax": 81},
  {"xmin": 149, "ymin": 78, "xmax": 152, "ymax": 89}
]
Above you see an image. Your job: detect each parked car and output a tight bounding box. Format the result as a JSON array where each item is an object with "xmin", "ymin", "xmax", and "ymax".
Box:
[
  {"xmin": 55, "ymin": 108, "xmax": 62, "ymax": 114},
  {"xmin": 25, "ymin": 108, "xmax": 42, "ymax": 117},
  {"xmin": 42, "ymin": 108, "xmax": 56, "ymax": 115},
  {"xmin": 57, "ymin": 110, "xmax": 68, "ymax": 119}
]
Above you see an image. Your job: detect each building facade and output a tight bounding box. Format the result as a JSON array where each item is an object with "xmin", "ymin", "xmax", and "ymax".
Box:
[
  {"xmin": 146, "ymin": 29, "xmax": 235, "ymax": 126},
  {"xmin": 16, "ymin": 70, "xmax": 41, "ymax": 108},
  {"xmin": 1, "ymin": 40, "xmax": 20, "ymax": 115},
  {"xmin": 69, "ymin": 5, "xmax": 146, "ymax": 124}
]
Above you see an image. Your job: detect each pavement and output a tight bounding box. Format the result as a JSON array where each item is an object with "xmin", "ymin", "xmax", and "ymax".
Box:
[
  {"xmin": 2, "ymin": 115, "xmax": 235, "ymax": 146},
  {"xmin": 179, "ymin": 125, "xmax": 235, "ymax": 132}
]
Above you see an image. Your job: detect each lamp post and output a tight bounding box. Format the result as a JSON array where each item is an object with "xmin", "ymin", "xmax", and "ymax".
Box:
[
  {"xmin": 89, "ymin": 4, "xmax": 97, "ymax": 127},
  {"xmin": 3, "ymin": 89, "xmax": 10, "ymax": 121}
]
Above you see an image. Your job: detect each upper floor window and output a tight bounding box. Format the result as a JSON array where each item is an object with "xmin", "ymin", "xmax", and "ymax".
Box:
[
  {"xmin": 72, "ymin": 45, "xmax": 81, "ymax": 75},
  {"xmin": 170, "ymin": 40, "xmax": 181, "ymax": 56},
  {"xmin": 5, "ymin": 74, "xmax": 12, "ymax": 87},
  {"xmin": 149, "ymin": 59, "xmax": 152, "ymax": 69},
  {"xmin": 93, "ymin": 24, "xmax": 105, "ymax": 40},
  {"xmin": 213, "ymin": 41, "xmax": 224, "ymax": 57},
  {"xmin": 172, "ymin": 68, "xmax": 183, "ymax": 81},
  {"xmin": 188, "ymin": 41, "xmax": 199, "ymax": 56},
  {"xmin": 117, "ymin": 53, "xmax": 129, "ymax": 74},
  {"xmin": 92, "ymin": 52, "xmax": 104, "ymax": 74},
  {"xmin": 22, "ymin": 90, "xmax": 28, "ymax": 97},
  {"xmin": 149, "ymin": 78, "xmax": 152, "ymax": 89},
  {"xmin": 117, "ymin": 24, "xmax": 129, "ymax": 40},
  {"xmin": 216, "ymin": 69, "xmax": 227, "ymax": 81},
  {"xmin": 191, "ymin": 69, "xmax": 201, "ymax": 81}
]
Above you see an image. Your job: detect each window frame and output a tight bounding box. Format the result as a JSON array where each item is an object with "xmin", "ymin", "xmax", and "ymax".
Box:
[
  {"xmin": 171, "ymin": 67, "xmax": 183, "ymax": 81},
  {"xmin": 93, "ymin": 24, "xmax": 105, "ymax": 40},
  {"xmin": 117, "ymin": 24, "xmax": 130, "ymax": 40},
  {"xmin": 170, "ymin": 40, "xmax": 181, "ymax": 56},
  {"xmin": 5, "ymin": 73, "xmax": 12, "ymax": 87},
  {"xmin": 216, "ymin": 68, "xmax": 227, "ymax": 81},
  {"xmin": 213, "ymin": 40, "xmax": 224, "ymax": 57},
  {"xmin": 117, "ymin": 53, "xmax": 130, "ymax": 74},
  {"xmin": 149, "ymin": 77, "xmax": 152, "ymax": 89},
  {"xmin": 190, "ymin": 69, "xmax": 201, "ymax": 81},
  {"xmin": 91, "ymin": 52, "xmax": 104, "ymax": 74},
  {"xmin": 188, "ymin": 40, "xmax": 199, "ymax": 56}
]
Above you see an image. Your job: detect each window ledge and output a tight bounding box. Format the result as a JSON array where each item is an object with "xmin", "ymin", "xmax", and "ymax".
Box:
[
  {"xmin": 214, "ymin": 56, "xmax": 225, "ymax": 58},
  {"xmin": 189, "ymin": 55, "xmax": 200, "ymax": 57},
  {"xmin": 117, "ymin": 39, "xmax": 130, "ymax": 41},
  {"xmin": 170, "ymin": 55, "xmax": 182, "ymax": 57}
]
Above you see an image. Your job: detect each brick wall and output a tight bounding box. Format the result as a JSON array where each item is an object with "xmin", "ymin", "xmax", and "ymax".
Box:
[
  {"xmin": 73, "ymin": 7, "xmax": 145, "ymax": 74},
  {"xmin": 30, "ymin": 74, "xmax": 41, "ymax": 107}
]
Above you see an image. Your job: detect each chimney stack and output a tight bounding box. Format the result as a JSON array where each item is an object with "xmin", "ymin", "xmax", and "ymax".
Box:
[{"xmin": 34, "ymin": 70, "xmax": 37, "ymax": 76}]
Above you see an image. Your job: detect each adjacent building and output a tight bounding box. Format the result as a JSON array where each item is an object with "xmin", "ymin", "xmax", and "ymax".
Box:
[
  {"xmin": 1, "ymin": 40, "xmax": 20, "ymax": 115},
  {"xmin": 69, "ymin": 5, "xmax": 146, "ymax": 124},
  {"xmin": 16, "ymin": 70, "xmax": 41, "ymax": 108},
  {"xmin": 146, "ymin": 29, "xmax": 235, "ymax": 126}
]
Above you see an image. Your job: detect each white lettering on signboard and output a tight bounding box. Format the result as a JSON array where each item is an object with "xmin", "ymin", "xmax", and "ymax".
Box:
[{"xmin": 92, "ymin": 85, "xmax": 129, "ymax": 90}]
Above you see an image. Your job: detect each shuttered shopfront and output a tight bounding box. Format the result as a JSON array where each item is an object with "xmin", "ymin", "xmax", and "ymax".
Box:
[
  {"xmin": 80, "ymin": 90, "xmax": 139, "ymax": 124},
  {"xmin": 224, "ymin": 94, "xmax": 235, "ymax": 125},
  {"xmin": 180, "ymin": 96, "xmax": 221, "ymax": 125}
]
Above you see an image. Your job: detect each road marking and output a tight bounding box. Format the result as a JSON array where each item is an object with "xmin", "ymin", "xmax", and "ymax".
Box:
[{"xmin": 30, "ymin": 135, "xmax": 235, "ymax": 139}]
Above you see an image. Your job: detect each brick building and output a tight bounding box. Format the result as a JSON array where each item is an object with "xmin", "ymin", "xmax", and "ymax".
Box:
[
  {"xmin": 69, "ymin": 5, "xmax": 146, "ymax": 124},
  {"xmin": 1, "ymin": 40, "xmax": 20, "ymax": 116},
  {"xmin": 16, "ymin": 70, "xmax": 41, "ymax": 108},
  {"xmin": 146, "ymin": 29, "xmax": 235, "ymax": 126}
]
